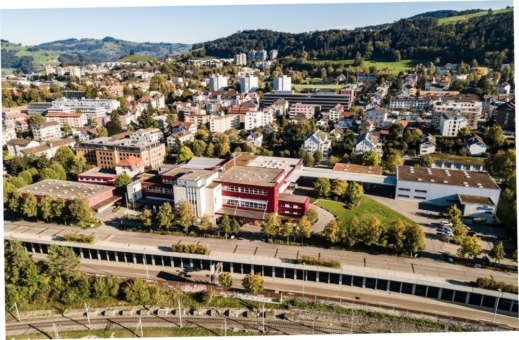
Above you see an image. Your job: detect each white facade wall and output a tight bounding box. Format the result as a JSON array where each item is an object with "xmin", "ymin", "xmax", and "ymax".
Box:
[
  {"xmin": 419, "ymin": 142, "xmax": 436, "ymax": 155},
  {"xmin": 395, "ymin": 179, "xmax": 501, "ymax": 207},
  {"xmin": 273, "ymin": 76, "xmax": 292, "ymax": 91},
  {"xmin": 462, "ymin": 202, "xmax": 496, "ymax": 223},
  {"xmin": 209, "ymin": 74, "xmax": 228, "ymax": 91},
  {"xmin": 33, "ymin": 124, "xmax": 62, "ymax": 141},
  {"xmin": 244, "ymin": 111, "xmax": 274, "ymax": 130},
  {"xmin": 439, "ymin": 115, "xmax": 467, "ymax": 136},
  {"xmin": 364, "ymin": 109, "xmax": 388, "ymax": 126},
  {"xmin": 240, "ymin": 75, "xmax": 259, "ymax": 93}
]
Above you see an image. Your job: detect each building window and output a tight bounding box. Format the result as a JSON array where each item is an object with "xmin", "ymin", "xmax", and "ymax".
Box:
[
  {"xmin": 413, "ymin": 196, "xmax": 426, "ymax": 200},
  {"xmin": 397, "ymin": 194, "xmax": 410, "ymax": 198},
  {"xmin": 415, "ymin": 190, "xmax": 427, "ymax": 193},
  {"xmin": 398, "ymin": 188, "xmax": 411, "ymax": 192}
]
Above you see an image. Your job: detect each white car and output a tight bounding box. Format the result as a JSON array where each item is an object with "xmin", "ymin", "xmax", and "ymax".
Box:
[
  {"xmin": 440, "ymin": 221, "xmax": 452, "ymax": 226},
  {"xmin": 441, "ymin": 227, "xmax": 452, "ymax": 233},
  {"xmin": 442, "ymin": 230, "xmax": 454, "ymax": 237},
  {"xmin": 463, "ymin": 225, "xmax": 471, "ymax": 231}
]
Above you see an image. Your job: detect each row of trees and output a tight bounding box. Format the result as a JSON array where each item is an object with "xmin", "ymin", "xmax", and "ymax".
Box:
[
  {"xmin": 314, "ymin": 178, "xmax": 364, "ymax": 207},
  {"xmin": 322, "ymin": 217, "xmax": 426, "ymax": 256}
]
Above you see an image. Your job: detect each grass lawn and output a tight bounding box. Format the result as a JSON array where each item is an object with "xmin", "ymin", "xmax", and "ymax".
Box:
[
  {"xmin": 496, "ymin": 194, "xmax": 516, "ymax": 228},
  {"xmin": 403, "ymin": 158, "xmax": 420, "ymax": 166},
  {"xmin": 305, "ymin": 58, "xmax": 424, "ymax": 75},
  {"xmin": 430, "ymin": 153, "xmax": 486, "ymax": 165},
  {"xmin": 316, "ymin": 196, "xmax": 416, "ymax": 230},
  {"xmin": 119, "ymin": 54, "xmax": 158, "ymax": 62},
  {"xmin": 438, "ymin": 8, "xmax": 513, "ymax": 25}
]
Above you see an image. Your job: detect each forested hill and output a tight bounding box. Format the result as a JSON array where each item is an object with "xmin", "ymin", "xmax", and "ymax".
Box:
[{"xmin": 192, "ymin": 11, "xmax": 513, "ymax": 67}]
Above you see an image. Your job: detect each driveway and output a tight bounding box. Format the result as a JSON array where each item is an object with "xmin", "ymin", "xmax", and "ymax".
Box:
[{"xmin": 310, "ymin": 202, "xmax": 334, "ymax": 233}]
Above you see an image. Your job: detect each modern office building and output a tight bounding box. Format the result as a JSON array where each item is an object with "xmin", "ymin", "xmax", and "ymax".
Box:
[
  {"xmin": 431, "ymin": 96, "xmax": 482, "ymax": 129},
  {"xmin": 264, "ymin": 90, "xmax": 354, "ymax": 111}
]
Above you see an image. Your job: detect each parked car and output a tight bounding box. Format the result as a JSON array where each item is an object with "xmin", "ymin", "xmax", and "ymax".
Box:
[
  {"xmin": 442, "ymin": 230, "xmax": 454, "ymax": 237},
  {"xmin": 441, "ymin": 227, "xmax": 452, "ymax": 233},
  {"xmin": 463, "ymin": 225, "xmax": 471, "ymax": 231},
  {"xmin": 440, "ymin": 221, "xmax": 450, "ymax": 226}
]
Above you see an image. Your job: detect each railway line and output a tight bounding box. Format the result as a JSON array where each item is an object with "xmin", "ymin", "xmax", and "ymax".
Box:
[{"xmin": 6, "ymin": 315, "xmax": 366, "ymax": 336}]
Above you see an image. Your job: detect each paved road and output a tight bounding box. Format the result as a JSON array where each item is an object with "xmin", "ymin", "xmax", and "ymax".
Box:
[
  {"xmin": 28, "ymin": 254, "xmax": 519, "ymax": 329},
  {"xmin": 5, "ymin": 220, "xmax": 517, "ymax": 285},
  {"xmin": 309, "ymin": 203, "xmax": 334, "ymax": 233}
]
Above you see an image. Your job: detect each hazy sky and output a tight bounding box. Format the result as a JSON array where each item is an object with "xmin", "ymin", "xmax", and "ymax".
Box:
[{"xmin": 0, "ymin": 0, "xmax": 513, "ymax": 46}]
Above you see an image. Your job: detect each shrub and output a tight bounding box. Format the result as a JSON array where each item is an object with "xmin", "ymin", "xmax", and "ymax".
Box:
[
  {"xmin": 171, "ymin": 244, "xmax": 210, "ymax": 255},
  {"xmin": 475, "ymin": 277, "xmax": 518, "ymax": 294},
  {"xmin": 297, "ymin": 255, "xmax": 340, "ymax": 269},
  {"xmin": 61, "ymin": 233, "xmax": 95, "ymax": 244}
]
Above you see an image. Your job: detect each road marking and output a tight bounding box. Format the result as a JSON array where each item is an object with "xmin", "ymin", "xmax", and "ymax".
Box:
[{"xmin": 102, "ymin": 234, "xmax": 116, "ymax": 243}]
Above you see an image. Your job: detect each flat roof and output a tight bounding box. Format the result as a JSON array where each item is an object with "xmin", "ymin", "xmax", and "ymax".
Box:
[
  {"xmin": 79, "ymin": 167, "xmax": 117, "ymax": 178},
  {"xmin": 223, "ymin": 153, "xmax": 258, "ymax": 171},
  {"xmin": 397, "ymin": 166, "xmax": 499, "ymax": 190},
  {"xmin": 278, "ymin": 194, "xmax": 309, "ymax": 204},
  {"xmin": 216, "ymin": 166, "xmax": 283, "ymax": 187},
  {"xmin": 333, "ymin": 163, "xmax": 383, "ymax": 175},
  {"xmin": 458, "ymin": 194, "xmax": 495, "ymax": 206},
  {"xmin": 246, "ymin": 156, "xmax": 301, "ymax": 173},
  {"xmin": 186, "ymin": 157, "xmax": 226, "ymax": 169},
  {"xmin": 162, "ymin": 167, "xmax": 192, "ymax": 178},
  {"xmin": 178, "ymin": 169, "xmax": 217, "ymax": 181},
  {"xmin": 18, "ymin": 179, "xmax": 114, "ymax": 201}
]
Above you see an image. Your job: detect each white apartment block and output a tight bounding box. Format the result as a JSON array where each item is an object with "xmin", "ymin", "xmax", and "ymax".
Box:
[
  {"xmin": 209, "ymin": 114, "xmax": 240, "ymax": 133},
  {"xmin": 240, "ymin": 75, "xmax": 259, "ymax": 93},
  {"xmin": 45, "ymin": 112, "xmax": 88, "ymax": 128},
  {"xmin": 439, "ymin": 113, "xmax": 467, "ymax": 136},
  {"xmin": 2, "ymin": 122, "xmax": 17, "ymax": 146},
  {"xmin": 289, "ymin": 103, "xmax": 316, "ymax": 120},
  {"xmin": 256, "ymin": 50, "xmax": 267, "ymax": 61},
  {"xmin": 269, "ymin": 50, "xmax": 278, "ymax": 60},
  {"xmin": 244, "ymin": 111, "xmax": 274, "ymax": 131},
  {"xmin": 32, "ymin": 121, "xmax": 62, "ymax": 141},
  {"xmin": 389, "ymin": 96, "xmax": 430, "ymax": 109},
  {"xmin": 51, "ymin": 98, "xmax": 120, "ymax": 113},
  {"xmin": 234, "ymin": 53, "xmax": 247, "ymax": 65},
  {"xmin": 432, "ymin": 97, "xmax": 482, "ymax": 130},
  {"xmin": 328, "ymin": 104, "xmax": 344, "ymax": 121},
  {"xmin": 130, "ymin": 128, "xmax": 163, "ymax": 143},
  {"xmin": 364, "ymin": 107, "xmax": 388, "ymax": 127},
  {"xmin": 209, "ymin": 74, "xmax": 229, "ymax": 91},
  {"xmin": 273, "ymin": 76, "xmax": 292, "ymax": 91}
]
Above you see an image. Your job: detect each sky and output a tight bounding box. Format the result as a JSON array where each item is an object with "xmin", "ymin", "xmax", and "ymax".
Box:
[{"xmin": 0, "ymin": 0, "xmax": 514, "ymax": 46}]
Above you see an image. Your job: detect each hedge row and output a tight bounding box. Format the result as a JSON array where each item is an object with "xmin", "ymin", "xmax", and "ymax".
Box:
[
  {"xmin": 61, "ymin": 233, "xmax": 96, "ymax": 244},
  {"xmin": 171, "ymin": 244, "xmax": 210, "ymax": 255},
  {"xmin": 475, "ymin": 277, "xmax": 518, "ymax": 294},
  {"xmin": 297, "ymin": 255, "xmax": 340, "ymax": 269}
]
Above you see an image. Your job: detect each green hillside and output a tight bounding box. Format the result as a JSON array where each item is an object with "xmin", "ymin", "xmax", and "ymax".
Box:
[
  {"xmin": 438, "ymin": 8, "xmax": 513, "ymax": 25},
  {"xmin": 1, "ymin": 42, "xmax": 61, "ymax": 73},
  {"xmin": 119, "ymin": 55, "xmax": 158, "ymax": 62}
]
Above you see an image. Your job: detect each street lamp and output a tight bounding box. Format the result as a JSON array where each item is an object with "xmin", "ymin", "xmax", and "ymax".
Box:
[
  {"xmin": 492, "ymin": 288, "xmax": 502, "ymax": 323},
  {"xmin": 143, "ymin": 248, "xmax": 149, "ymax": 279}
]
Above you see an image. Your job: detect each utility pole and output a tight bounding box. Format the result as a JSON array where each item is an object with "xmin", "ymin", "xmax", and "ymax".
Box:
[
  {"xmin": 224, "ymin": 318, "xmax": 227, "ymax": 337},
  {"xmin": 85, "ymin": 303, "xmax": 91, "ymax": 330},
  {"xmin": 178, "ymin": 299, "xmax": 183, "ymax": 328},
  {"xmin": 53, "ymin": 323, "xmax": 60, "ymax": 339},
  {"xmin": 10, "ymin": 302, "xmax": 20, "ymax": 321},
  {"xmin": 262, "ymin": 302, "xmax": 265, "ymax": 334},
  {"xmin": 302, "ymin": 263, "xmax": 306, "ymax": 298},
  {"xmin": 135, "ymin": 316, "xmax": 143, "ymax": 338}
]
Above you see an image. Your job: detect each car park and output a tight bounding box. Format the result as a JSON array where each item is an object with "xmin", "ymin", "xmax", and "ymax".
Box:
[
  {"xmin": 441, "ymin": 227, "xmax": 452, "ymax": 233},
  {"xmin": 463, "ymin": 225, "xmax": 471, "ymax": 230},
  {"xmin": 441, "ymin": 230, "xmax": 454, "ymax": 237}
]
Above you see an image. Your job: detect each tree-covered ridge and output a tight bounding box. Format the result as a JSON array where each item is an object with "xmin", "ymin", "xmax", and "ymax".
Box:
[{"xmin": 193, "ymin": 11, "xmax": 513, "ymax": 67}]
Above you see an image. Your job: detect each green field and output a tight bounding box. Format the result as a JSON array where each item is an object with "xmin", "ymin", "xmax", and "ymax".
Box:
[
  {"xmin": 305, "ymin": 59, "xmax": 422, "ymax": 75},
  {"xmin": 1, "ymin": 43, "xmax": 61, "ymax": 73},
  {"xmin": 119, "ymin": 54, "xmax": 158, "ymax": 62},
  {"xmin": 438, "ymin": 8, "xmax": 513, "ymax": 25},
  {"xmin": 316, "ymin": 196, "xmax": 416, "ymax": 230}
]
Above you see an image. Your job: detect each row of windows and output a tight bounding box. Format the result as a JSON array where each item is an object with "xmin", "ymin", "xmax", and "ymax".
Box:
[
  {"xmin": 283, "ymin": 204, "xmax": 302, "ymax": 209},
  {"xmin": 415, "ymin": 189, "xmax": 427, "ymax": 193},
  {"xmin": 397, "ymin": 194, "xmax": 410, "ymax": 198},
  {"xmin": 224, "ymin": 198, "xmax": 267, "ymax": 210},
  {"xmin": 145, "ymin": 186, "xmax": 173, "ymax": 195},
  {"xmin": 414, "ymin": 196, "xmax": 426, "ymax": 200},
  {"xmin": 284, "ymin": 210, "xmax": 300, "ymax": 215},
  {"xmin": 223, "ymin": 186, "xmax": 267, "ymax": 195},
  {"xmin": 398, "ymin": 188, "xmax": 410, "ymax": 192},
  {"xmin": 163, "ymin": 179, "xmax": 176, "ymax": 185}
]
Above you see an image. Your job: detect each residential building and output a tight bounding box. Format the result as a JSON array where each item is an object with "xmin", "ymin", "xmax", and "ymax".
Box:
[
  {"xmin": 389, "ymin": 96, "xmax": 431, "ymax": 110},
  {"xmin": 138, "ymin": 93, "xmax": 165, "ymax": 110},
  {"xmin": 495, "ymin": 83, "xmax": 511, "ymax": 94},
  {"xmin": 269, "ymin": 50, "xmax": 278, "ymax": 60},
  {"xmin": 431, "ymin": 155, "xmax": 486, "ymax": 172},
  {"xmin": 302, "ymin": 130, "xmax": 332, "ymax": 157},
  {"xmin": 244, "ymin": 111, "xmax": 274, "ymax": 130},
  {"xmin": 45, "ymin": 112, "xmax": 88, "ymax": 128},
  {"xmin": 247, "ymin": 132, "xmax": 263, "ymax": 147},
  {"xmin": 75, "ymin": 127, "xmax": 97, "ymax": 142},
  {"xmin": 247, "ymin": 50, "xmax": 257, "ymax": 62},
  {"xmin": 3, "ymin": 112, "xmax": 29, "ymax": 131},
  {"xmin": 359, "ymin": 119, "xmax": 376, "ymax": 133},
  {"xmin": 76, "ymin": 134, "xmax": 166, "ymax": 169},
  {"xmin": 61, "ymin": 90, "xmax": 86, "ymax": 99},
  {"xmin": 17, "ymin": 179, "xmax": 118, "ymax": 212},
  {"xmin": 328, "ymin": 103, "xmax": 344, "ymax": 121},
  {"xmin": 264, "ymin": 90, "xmax": 353, "ymax": 111},
  {"xmin": 116, "ymin": 156, "xmax": 145, "ymax": 178},
  {"xmin": 364, "ymin": 107, "xmax": 388, "ymax": 127},
  {"xmin": 439, "ymin": 112, "xmax": 467, "ymax": 137},
  {"xmin": 209, "ymin": 74, "xmax": 229, "ymax": 91},
  {"xmin": 6, "ymin": 139, "xmax": 40, "ymax": 156},
  {"xmin": 494, "ymin": 100, "xmax": 515, "ymax": 130},
  {"xmin": 167, "ymin": 131, "xmax": 194, "ymax": 149},
  {"xmin": 234, "ymin": 53, "xmax": 247, "ymax": 65},
  {"xmin": 419, "ymin": 134, "xmax": 436, "ymax": 156},
  {"xmin": 2, "ymin": 121, "xmax": 17, "ymax": 145},
  {"xmin": 20, "ymin": 138, "xmax": 76, "ymax": 158},
  {"xmin": 395, "ymin": 166, "xmax": 500, "ymax": 220},
  {"xmin": 209, "ymin": 114, "xmax": 240, "ymax": 133},
  {"xmin": 431, "ymin": 96, "xmax": 482, "ymax": 129},
  {"xmin": 357, "ymin": 73, "xmax": 377, "ymax": 82},
  {"xmin": 464, "ymin": 134, "xmax": 487, "ymax": 156},
  {"xmin": 273, "ymin": 75, "xmax": 292, "ymax": 91},
  {"xmin": 256, "ymin": 50, "xmax": 267, "ymax": 61},
  {"xmin": 184, "ymin": 113, "xmax": 211, "ymax": 127},
  {"xmin": 130, "ymin": 127, "xmax": 163, "ymax": 143},
  {"xmin": 354, "ymin": 131, "xmax": 382, "ymax": 156},
  {"xmin": 172, "ymin": 121, "xmax": 197, "ymax": 134},
  {"xmin": 240, "ymin": 75, "xmax": 259, "ymax": 93},
  {"xmin": 51, "ymin": 97, "xmax": 121, "ymax": 113},
  {"xmin": 32, "ymin": 121, "xmax": 62, "ymax": 141},
  {"xmin": 269, "ymin": 98, "xmax": 289, "ymax": 117},
  {"xmin": 289, "ymin": 103, "xmax": 317, "ymax": 120}
]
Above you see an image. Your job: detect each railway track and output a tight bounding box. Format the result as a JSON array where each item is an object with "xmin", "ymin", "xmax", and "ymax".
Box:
[{"xmin": 6, "ymin": 315, "xmax": 366, "ymax": 336}]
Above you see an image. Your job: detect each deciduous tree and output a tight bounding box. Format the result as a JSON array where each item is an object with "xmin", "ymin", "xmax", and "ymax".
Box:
[
  {"xmin": 242, "ymin": 273, "xmax": 264, "ymax": 294},
  {"xmin": 402, "ymin": 224, "xmax": 426, "ymax": 256},
  {"xmin": 198, "ymin": 215, "xmax": 212, "ymax": 231},
  {"xmin": 218, "ymin": 215, "xmax": 232, "ymax": 238},
  {"xmin": 360, "ymin": 150, "xmax": 381, "ymax": 166},
  {"xmin": 177, "ymin": 145, "xmax": 194, "ymax": 163},
  {"xmin": 361, "ymin": 216, "xmax": 383, "ymax": 252},
  {"xmin": 313, "ymin": 177, "xmax": 331, "ymax": 198},
  {"xmin": 21, "ymin": 192, "xmax": 38, "ymax": 220},
  {"xmin": 489, "ymin": 241, "xmax": 505, "ymax": 264},
  {"xmin": 140, "ymin": 209, "xmax": 153, "ymax": 228},
  {"xmin": 115, "ymin": 173, "xmax": 132, "ymax": 195},
  {"xmin": 218, "ymin": 272, "xmax": 233, "ymax": 288},
  {"xmin": 69, "ymin": 195, "xmax": 92, "ymax": 224},
  {"xmin": 157, "ymin": 202, "xmax": 174, "ymax": 230},
  {"xmin": 175, "ymin": 200, "xmax": 196, "ymax": 232},
  {"xmin": 45, "ymin": 244, "xmax": 81, "ymax": 285},
  {"xmin": 298, "ymin": 215, "xmax": 312, "ymax": 239},
  {"xmin": 346, "ymin": 181, "xmax": 364, "ymax": 207},
  {"xmin": 387, "ymin": 219, "xmax": 406, "ymax": 251},
  {"xmin": 323, "ymin": 219, "xmax": 341, "ymax": 243},
  {"xmin": 457, "ymin": 235, "xmax": 483, "ymax": 262},
  {"xmin": 331, "ymin": 178, "xmax": 348, "ymax": 199}
]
